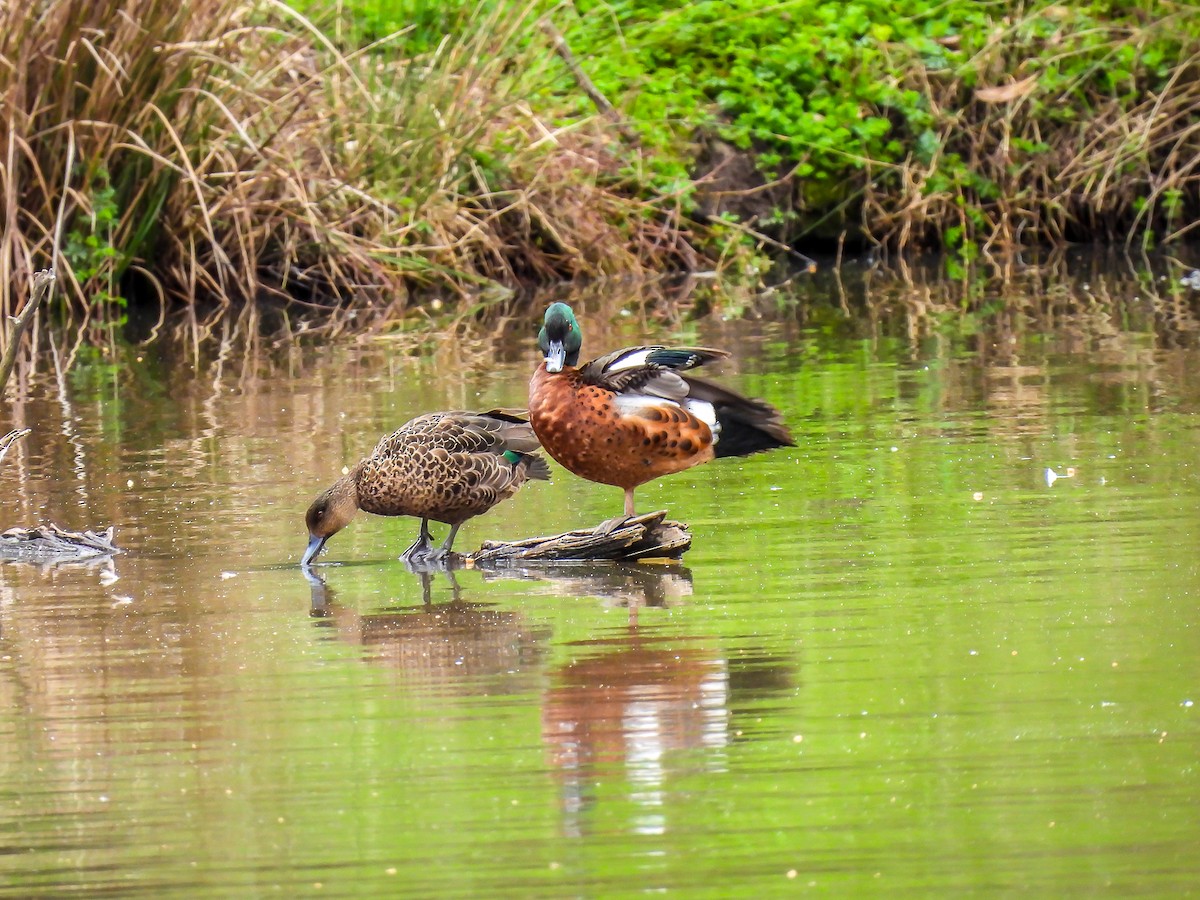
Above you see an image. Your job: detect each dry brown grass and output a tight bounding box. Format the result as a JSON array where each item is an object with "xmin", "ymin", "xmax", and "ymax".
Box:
[
  {"xmin": 0, "ymin": 0, "xmax": 702, "ymax": 368},
  {"xmin": 861, "ymin": 5, "xmax": 1200, "ymax": 252}
]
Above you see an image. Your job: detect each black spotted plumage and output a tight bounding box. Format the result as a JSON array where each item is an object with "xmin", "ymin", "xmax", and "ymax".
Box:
[{"xmin": 302, "ymin": 410, "xmax": 549, "ymax": 565}]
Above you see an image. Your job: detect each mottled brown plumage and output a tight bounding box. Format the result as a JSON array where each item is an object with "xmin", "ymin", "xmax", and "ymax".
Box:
[
  {"xmin": 302, "ymin": 410, "xmax": 549, "ymax": 565},
  {"xmin": 529, "ymin": 303, "xmax": 793, "ymax": 517}
]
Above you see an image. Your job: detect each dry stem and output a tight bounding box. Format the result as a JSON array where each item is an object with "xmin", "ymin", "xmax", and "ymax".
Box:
[{"xmin": 0, "ymin": 269, "xmax": 56, "ymax": 395}]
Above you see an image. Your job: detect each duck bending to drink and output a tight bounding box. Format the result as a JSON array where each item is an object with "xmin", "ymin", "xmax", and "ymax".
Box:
[{"xmin": 302, "ymin": 410, "xmax": 549, "ymax": 565}]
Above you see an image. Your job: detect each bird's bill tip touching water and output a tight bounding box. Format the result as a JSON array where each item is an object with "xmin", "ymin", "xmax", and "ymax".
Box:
[{"xmin": 301, "ymin": 533, "xmax": 327, "ymax": 567}]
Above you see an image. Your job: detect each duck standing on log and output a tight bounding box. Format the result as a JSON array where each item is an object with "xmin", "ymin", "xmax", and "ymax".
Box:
[
  {"xmin": 528, "ymin": 302, "xmax": 794, "ymax": 518},
  {"xmin": 302, "ymin": 410, "xmax": 549, "ymax": 566}
]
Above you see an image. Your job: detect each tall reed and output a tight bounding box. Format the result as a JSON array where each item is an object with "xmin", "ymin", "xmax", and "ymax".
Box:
[{"xmin": 0, "ymin": 0, "xmax": 693, "ymax": 360}]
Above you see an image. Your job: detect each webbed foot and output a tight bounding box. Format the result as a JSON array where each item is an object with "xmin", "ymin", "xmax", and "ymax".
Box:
[
  {"xmin": 401, "ymin": 518, "xmax": 436, "ymax": 563},
  {"xmin": 598, "ymin": 515, "xmax": 633, "ymax": 535}
]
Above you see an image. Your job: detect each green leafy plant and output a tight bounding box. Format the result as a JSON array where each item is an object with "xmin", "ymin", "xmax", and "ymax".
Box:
[
  {"xmin": 557, "ymin": 0, "xmax": 1200, "ymax": 249},
  {"xmin": 63, "ymin": 168, "xmax": 126, "ymax": 310}
]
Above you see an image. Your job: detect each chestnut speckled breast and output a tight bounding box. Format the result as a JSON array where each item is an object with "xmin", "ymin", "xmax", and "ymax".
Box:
[{"xmin": 530, "ymin": 363, "xmax": 715, "ymax": 491}]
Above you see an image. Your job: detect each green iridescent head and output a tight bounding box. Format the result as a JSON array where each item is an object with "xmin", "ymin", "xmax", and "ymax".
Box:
[{"xmin": 538, "ymin": 303, "xmax": 582, "ymax": 372}]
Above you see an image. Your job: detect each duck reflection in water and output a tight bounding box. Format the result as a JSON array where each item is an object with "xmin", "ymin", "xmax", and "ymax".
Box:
[
  {"xmin": 302, "ymin": 560, "xmax": 696, "ymax": 697},
  {"xmin": 481, "ymin": 560, "xmax": 694, "ymax": 626},
  {"xmin": 543, "ymin": 624, "xmax": 728, "ymax": 839},
  {"xmin": 489, "ymin": 559, "xmax": 723, "ymax": 837},
  {"xmin": 542, "ymin": 617, "xmax": 796, "ymax": 839},
  {"xmin": 305, "ymin": 560, "xmax": 791, "ymax": 839},
  {"xmin": 305, "ymin": 565, "xmax": 550, "ymax": 694}
]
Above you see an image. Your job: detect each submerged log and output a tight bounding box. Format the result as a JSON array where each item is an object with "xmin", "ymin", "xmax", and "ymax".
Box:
[
  {"xmin": 470, "ymin": 511, "xmax": 690, "ymax": 565},
  {"xmin": 0, "ymin": 524, "xmax": 120, "ymax": 563},
  {"xmin": 0, "ymin": 429, "xmax": 121, "ymax": 566}
]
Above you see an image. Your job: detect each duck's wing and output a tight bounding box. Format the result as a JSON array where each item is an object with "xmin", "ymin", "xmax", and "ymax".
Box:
[
  {"xmin": 445, "ymin": 412, "xmax": 551, "ymax": 492},
  {"xmin": 682, "ymin": 374, "xmax": 795, "ymax": 454},
  {"xmin": 475, "ymin": 407, "xmax": 530, "ymax": 423},
  {"xmin": 579, "ymin": 347, "xmax": 729, "ymax": 399},
  {"xmin": 374, "ymin": 410, "xmax": 539, "ymax": 454},
  {"xmin": 446, "ymin": 411, "xmax": 551, "ymax": 484},
  {"xmin": 458, "ymin": 410, "xmax": 544, "ymax": 455}
]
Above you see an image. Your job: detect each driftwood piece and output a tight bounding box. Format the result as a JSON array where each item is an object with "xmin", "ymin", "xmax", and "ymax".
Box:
[
  {"xmin": 470, "ymin": 511, "xmax": 691, "ymax": 565},
  {"xmin": 0, "ymin": 427, "xmax": 122, "ymax": 566},
  {"xmin": 0, "ymin": 524, "xmax": 120, "ymax": 563}
]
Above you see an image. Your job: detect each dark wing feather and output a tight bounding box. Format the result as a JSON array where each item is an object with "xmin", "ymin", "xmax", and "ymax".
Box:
[
  {"xmin": 580, "ymin": 346, "xmax": 729, "ymax": 399},
  {"xmin": 452, "ymin": 411, "xmax": 550, "ymax": 487},
  {"xmin": 372, "ymin": 410, "xmax": 547, "ymax": 472},
  {"xmin": 683, "ymin": 374, "xmax": 795, "ymax": 456},
  {"xmin": 454, "ymin": 411, "xmax": 544, "ymax": 454},
  {"xmin": 521, "ymin": 455, "xmax": 552, "ymax": 481},
  {"xmin": 644, "ymin": 348, "xmax": 727, "ymax": 369}
]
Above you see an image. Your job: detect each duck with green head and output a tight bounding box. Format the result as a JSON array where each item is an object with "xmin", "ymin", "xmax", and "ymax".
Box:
[
  {"xmin": 302, "ymin": 410, "xmax": 549, "ymax": 566},
  {"xmin": 529, "ymin": 302, "xmax": 794, "ymax": 518}
]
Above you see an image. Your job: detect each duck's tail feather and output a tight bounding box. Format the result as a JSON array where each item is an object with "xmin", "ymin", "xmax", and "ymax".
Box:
[
  {"xmin": 503, "ymin": 449, "xmax": 551, "ymax": 481},
  {"xmin": 523, "ymin": 453, "xmax": 552, "ymax": 481},
  {"xmin": 684, "ymin": 375, "xmax": 794, "ymax": 458}
]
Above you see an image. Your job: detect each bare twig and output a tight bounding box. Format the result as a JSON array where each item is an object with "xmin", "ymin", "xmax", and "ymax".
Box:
[
  {"xmin": 0, "ymin": 428, "xmax": 30, "ymax": 466},
  {"xmin": 0, "ymin": 269, "xmax": 56, "ymax": 395},
  {"xmin": 540, "ymin": 19, "xmax": 641, "ymax": 147},
  {"xmin": 696, "ymin": 212, "xmax": 819, "ymax": 273}
]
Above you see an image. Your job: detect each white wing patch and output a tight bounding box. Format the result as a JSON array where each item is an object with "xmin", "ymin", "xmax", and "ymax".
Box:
[
  {"xmin": 605, "ymin": 349, "xmax": 656, "ymax": 371},
  {"xmin": 684, "ymin": 398, "xmax": 720, "ymax": 440},
  {"xmin": 614, "ymin": 392, "xmax": 669, "ymax": 414}
]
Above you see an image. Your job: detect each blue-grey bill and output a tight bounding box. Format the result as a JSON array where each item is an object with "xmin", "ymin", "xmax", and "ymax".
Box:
[
  {"xmin": 546, "ymin": 340, "xmax": 566, "ymax": 373},
  {"xmin": 301, "ymin": 534, "xmax": 326, "ymax": 567}
]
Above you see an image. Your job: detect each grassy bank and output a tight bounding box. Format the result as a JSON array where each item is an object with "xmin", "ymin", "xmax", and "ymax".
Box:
[
  {"xmin": 557, "ymin": 0, "xmax": 1200, "ymax": 254},
  {"xmin": 0, "ymin": 0, "xmax": 702, "ymax": 338},
  {"xmin": 0, "ymin": 0, "xmax": 1197, "ymax": 347}
]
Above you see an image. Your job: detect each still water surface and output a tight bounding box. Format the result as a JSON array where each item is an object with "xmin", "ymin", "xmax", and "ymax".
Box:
[{"xmin": 1, "ymin": 269, "xmax": 1198, "ymax": 895}]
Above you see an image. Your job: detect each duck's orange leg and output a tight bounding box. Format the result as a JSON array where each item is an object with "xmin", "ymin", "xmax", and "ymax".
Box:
[{"xmin": 624, "ymin": 487, "xmax": 636, "ymax": 517}]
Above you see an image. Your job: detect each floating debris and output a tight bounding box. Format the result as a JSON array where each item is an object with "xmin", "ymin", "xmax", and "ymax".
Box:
[
  {"xmin": 1045, "ymin": 466, "xmax": 1077, "ymax": 487},
  {"xmin": 0, "ymin": 524, "xmax": 120, "ymax": 563}
]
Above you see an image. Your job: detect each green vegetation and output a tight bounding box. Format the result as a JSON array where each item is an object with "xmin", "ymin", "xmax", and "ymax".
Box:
[
  {"xmin": 0, "ymin": 0, "xmax": 1196, "ymax": 346},
  {"xmin": 556, "ymin": 1, "xmax": 1200, "ymax": 249}
]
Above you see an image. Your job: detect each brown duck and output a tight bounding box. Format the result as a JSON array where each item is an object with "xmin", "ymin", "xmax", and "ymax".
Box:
[
  {"xmin": 529, "ymin": 303, "xmax": 794, "ymax": 518},
  {"xmin": 302, "ymin": 410, "xmax": 549, "ymax": 566}
]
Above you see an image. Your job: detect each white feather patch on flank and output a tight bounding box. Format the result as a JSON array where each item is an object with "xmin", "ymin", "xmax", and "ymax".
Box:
[
  {"xmin": 614, "ymin": 392, "xmax": 669, "ymax": 414},
  {"xmin": 684, "ymin": 398, "xmax": 720, "ymax": 439},
  {"xmin": 606, "ymin": 349, "xmax": 655, "ymax": 371}
]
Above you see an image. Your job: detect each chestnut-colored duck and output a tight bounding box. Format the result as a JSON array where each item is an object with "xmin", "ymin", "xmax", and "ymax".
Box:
[
  {"xmin": 302, "ymin": 410, "xmax": 549, "ymax": 566},
  {"xmin": 528, "ymin": 303, "xmax": 794, "ymax": 517}
]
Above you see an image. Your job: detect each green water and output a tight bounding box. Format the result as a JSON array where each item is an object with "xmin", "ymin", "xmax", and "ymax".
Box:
[{"xmin": 1, "ymin": 280, "xmax": 1198, "ymax": 896}]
